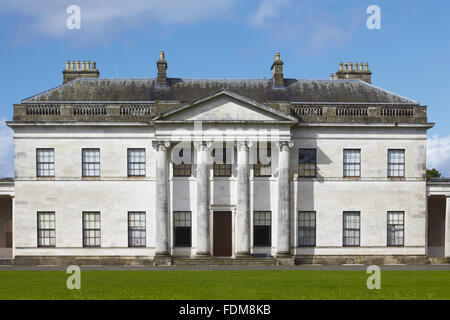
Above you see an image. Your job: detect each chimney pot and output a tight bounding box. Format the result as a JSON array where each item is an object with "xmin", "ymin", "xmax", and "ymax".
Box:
[
  {"xmin": 63, "ymin": 59, "xmax": 100, "ymax": 84},
  {"xmin": 339, "ymin": 62, "xmax": 343, "ymax": 71},
  {"xmin": 271, "ymin": 52, "xmax": 284, "ymax": 88}
]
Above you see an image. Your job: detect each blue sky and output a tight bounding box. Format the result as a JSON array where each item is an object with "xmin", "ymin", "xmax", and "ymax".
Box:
[{"xmin": 0, "ymin": 0, "xmax": 449, "ymax": 177}]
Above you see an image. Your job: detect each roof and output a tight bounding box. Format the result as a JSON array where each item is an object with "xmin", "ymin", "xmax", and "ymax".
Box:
[{"xmin": 22, "ymin": 78, "xmax": 418, "ymax": 105}]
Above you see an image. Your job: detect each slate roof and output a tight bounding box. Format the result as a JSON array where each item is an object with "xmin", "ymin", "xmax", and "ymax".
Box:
[{"xmin": 22, "ymin": 78, "xmax": 418, "ymax": 105}]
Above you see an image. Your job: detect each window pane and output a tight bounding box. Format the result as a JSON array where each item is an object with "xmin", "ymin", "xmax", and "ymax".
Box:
[
  {"xmin": 83, "ymin": 212, "xmax": 101, "ymax": 247},
  {"xmin": 128, "ymin": 149, "xmax": 146, "ymax": 176},
  {"xmin": 343, "ymin": 212, "xmax": 360, "ymax": 246},
  {"xmin": 82, "ymin": 149, "xmax": 100, "ymax": 177},
  {"xmin": 254, "ymin": 145, "xmax": 272, "ymax": 177},
  {"xmin": 388, "ymin": 150, "xmax": 405, "ymax": 177},
  {"xmin": 174, "ymin": 211, "xmax": 192, "ymax": 247},
  {"xmin": 253, "ymin": 211, "xmax": 271, "ymax": 246},
  {"xmin": 298, "ymin": 211, "xmax": 316, "ymax": 247},
  {"xmin": 344, "ymin": 150, "xmax": 360, "ymax": 177},
  {"xmin": 128, "ymin": 212, "xmax": 146, "ymax": 247},
  {"xmin": 173, "ymin": 148, "xmax": 192, "ymax": 177},
  {"xmin": 37, "ymin": 212, "xmax": 56, "ymax": 247},
  {"xmin": 299, "ymin": 149, "xmax": 317, "ymax": 177},
  {"xmin": 36, "ymin": 149, "xmax": 55, "ymax": 177},
  {"xmin": 387, "ymin": 211, "xmax": 404, "ymax": 246}
]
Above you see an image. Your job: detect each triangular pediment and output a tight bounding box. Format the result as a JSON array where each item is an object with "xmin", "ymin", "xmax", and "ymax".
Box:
[{"xmin": 154, "ymin": 89, "xmax": 297, "ymax": 123}]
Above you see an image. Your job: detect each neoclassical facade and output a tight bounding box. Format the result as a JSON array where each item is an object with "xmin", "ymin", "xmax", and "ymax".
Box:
[{"xmin": 1, "ymin": 53, "xmax": 449, "ymax": 265}]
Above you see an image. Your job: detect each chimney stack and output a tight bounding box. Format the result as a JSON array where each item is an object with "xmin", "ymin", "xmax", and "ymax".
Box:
[
  {"xmin": 63, "ymin": 60, "xmax": 100, "ymax": 84},
  {"xmin": 156, "ymin": 51, "xmax": 168, "ymax": 88},
  {"xmin": 334, "ymin": 61, "xmax": 372, "ymax": 83},
  {"xmin": 271, "ymin": 52, "xmax": 284, "ymax": 88}
]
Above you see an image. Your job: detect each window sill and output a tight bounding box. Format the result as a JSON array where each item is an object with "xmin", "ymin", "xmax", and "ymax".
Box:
[{"xmin": 82, "ymin": 177, "xmax": 101, "ymax": 181}]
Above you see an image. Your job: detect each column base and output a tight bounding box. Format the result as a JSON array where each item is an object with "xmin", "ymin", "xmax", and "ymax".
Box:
[{"xmin": 153, "ymin": 253, "xmax": 172, "ymax": 266}]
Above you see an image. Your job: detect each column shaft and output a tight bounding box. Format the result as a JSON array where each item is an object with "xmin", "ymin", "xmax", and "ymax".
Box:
[
  {"xmin": 196, "ymin": 142, "xmax": 210, "ymax": 256},
  {"xmin": 277, "ymin": 141, "xmax": 292, "ymax": 257},
  {"xmin": 236, "ymin": 142, "xmax": 250, "ymax": 256},
  {"xmin": 155, "ymin": 141, "xmax": 169, "ymax": 255}
]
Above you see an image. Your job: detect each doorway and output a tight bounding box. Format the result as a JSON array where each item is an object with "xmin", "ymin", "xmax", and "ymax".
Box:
[{"xmin": 213, "ymin": 211, "xmax": 232, "ymax": 257}]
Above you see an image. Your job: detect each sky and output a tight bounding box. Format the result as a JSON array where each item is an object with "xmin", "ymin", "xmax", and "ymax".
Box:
[{"xmin": 0, "ymin": 0, "xmax": 449, "ymax": 178}]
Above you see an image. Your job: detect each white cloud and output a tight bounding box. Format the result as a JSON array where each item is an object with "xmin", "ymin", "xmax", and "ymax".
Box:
[
  {"xmin": 249, "ymin": 0, "xmax": 290, "ymax": 27},
  {"xmin": 0, "ymin": 0, "xmax": 236, "ymax": 42},
  {"xmin": 427, "ymin": 134, "xmax": 450, "ymax": 178},
  {"xmin": 0, "ymin": 120, "xmax": 14, "ymax": 178}
]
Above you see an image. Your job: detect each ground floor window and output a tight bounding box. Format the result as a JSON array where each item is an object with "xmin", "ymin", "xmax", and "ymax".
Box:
[
  {"xmin": 298, "ymin": 211, "xmax": 316, "ymax": 247},
  {"xmin": 174, "ymin": 211, "xmax": 192, "ymax": 247},
  {"xmin": 343, "ymin": 212, "xmax": 360, "ymax": 247},
  {"xmin": 387, "ymin": 211, "xmax": 404, "ymax": 246},
  {"xmin": 83, "ymin": 212, "xmax": 101, "ymax": 247},
  {"xmin": 253, "ymin": 211, "xmax": 271, "ymax": 247},
  {"xmin": 37, "ymin": 212, "xmax": 55, "ymax": 247},
  {"xmin": 128, "ymin": 212, "xmax": 146, "ymax": 247}
]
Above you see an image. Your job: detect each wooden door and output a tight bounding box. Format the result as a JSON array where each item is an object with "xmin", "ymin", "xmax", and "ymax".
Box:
[{"xmin": 213, "ymin": 211, "xmax": 232, "ymax": 257}]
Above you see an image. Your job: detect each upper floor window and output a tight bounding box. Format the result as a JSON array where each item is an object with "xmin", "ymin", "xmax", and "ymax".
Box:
[
  {"xmin": 254, "ymin": 144, "xmax": 272, "ymax": 177},
  {"xmin": 343, "ymin": 212, "xmax": 360, "ymax": 247},
  {"xmin": 387, "ymin": 211, "xmax": 404, "ymax": 246},
  {"xmin": 128, "ymin": 212, "xmax": 146, "ymax": 247},
  {"xmin": 298, "ymin": 211, "xmax": 316, "ymax": 247},
  {"xmin": 36, "ymin": 148, "xmax": 55, "ymax": 177},
  {"xmin": 299, "ymin": 149, "xmax": 317, "ymax": 178},
  {"xmin": 253, "ymin": 211, "xmax": 271, "ymax": 247},
  {"xmin": 37, "ymin": 212, "xmax": 55, "ymax": 247},
  {"xmin": 213, "ymin": 144, "xmax": 232, "ymax": 177},
  {"xmin": 173, "ymin": 148, "xmax": 192, "ymax": 177},
  {"xmin": 128, "ymin": 148, "xmax": 146, "ymax": 177},
  {"xmin": 343, "ymin": 149, "xmax": 361, "ymax": 177},
  {"xmin": 83, "ymin": 212, "xmax": 101, "ymax": 247},
  {"xmin": 82, "ymin": 148, "xmax": 100, "ymax": 177},
  {"xmin": 388, "ymin": 149, "xmax": 405, "ymax": 178},
  {"xmin": 173, "ymin": 211, "xmax": 192, "ymax": 247}
]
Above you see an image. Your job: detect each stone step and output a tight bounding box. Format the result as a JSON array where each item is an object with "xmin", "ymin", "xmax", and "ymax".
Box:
[
  {"xmin": 173, "ymin": 257, "xmax": 278, "ymax": 266},
  {"xmin": 429, "ymin": 257, "xmax": 450, "ymax": 265}
]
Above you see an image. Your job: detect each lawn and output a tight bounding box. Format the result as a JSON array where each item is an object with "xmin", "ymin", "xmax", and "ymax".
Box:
[{"xmin": 0, "ymin": 270, "xmax": 449, "ymax": 300}]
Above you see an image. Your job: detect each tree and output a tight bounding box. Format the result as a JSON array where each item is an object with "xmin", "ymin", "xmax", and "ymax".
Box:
[{"xmin": 427, "ymin": 168, "xmax": 442, "ymax": 179}]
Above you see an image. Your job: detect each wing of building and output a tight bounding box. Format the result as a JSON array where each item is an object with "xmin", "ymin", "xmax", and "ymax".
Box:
[{"xmin": 1, "ymin": 53, "xmax": 449, "ymax": 265}]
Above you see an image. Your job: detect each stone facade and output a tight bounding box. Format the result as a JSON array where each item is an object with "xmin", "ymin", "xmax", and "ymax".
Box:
[{"xmin": 3, "ymin": 53, "xmax": 450, "ymax": 265}]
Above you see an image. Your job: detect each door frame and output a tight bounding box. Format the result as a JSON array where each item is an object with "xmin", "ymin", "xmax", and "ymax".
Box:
[{"xmin": 210, "ymin": 205, "xmax": 236, "ymax": 257}]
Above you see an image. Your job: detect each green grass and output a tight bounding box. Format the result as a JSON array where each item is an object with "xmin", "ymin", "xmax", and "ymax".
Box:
[{"xmin": 0, "ymin": 270, "xmax": 449, "ymax": 300}]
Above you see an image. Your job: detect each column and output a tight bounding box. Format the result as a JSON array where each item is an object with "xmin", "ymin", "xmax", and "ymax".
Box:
[
  {"xmin": 446, "ymin": 197, "xmax": 450, "ymax": 257},
  {"xmin": 277, "ymin": 141, "xmax": 293, "ymax": 257},
  {"xmin": 236, "ymin": 141, "xmax": 250, "ymax": 256},
  {"xmin": 196, "ymin": 142, "xmax": 211, "ymax": 256},
  {"xmin": 154, "ymin": 141, "xmax": 170, "ymax": 256}
]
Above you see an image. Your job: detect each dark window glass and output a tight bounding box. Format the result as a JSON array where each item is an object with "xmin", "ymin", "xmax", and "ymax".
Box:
[
  {"xmin": 253, "ymin": 211, "xmax": 271, "ymax": 246},
  {"xmin": 83, "ymin": 212, "xmax": 101, "ymax": 247},
  {"xmin": 213, "ymin": 144, "xmax": 232, "ymax": 177},
  {"xmin": 37, "ymin": 212, "xmax": 55, "ymax": 247},
  {"xmin": 343, "ymin": 149, "xmax": 361, "ymax": 177},
  {"xmin": 388, "ymin": 150, "xmax": 405, "ymax": 177},
  {"xmin": 343, "ymin": 212, "xmax": 360, "ymax": 246},
  {"xmin": 387, "ymin": 211, "xmax": 404, "ymax": 246},
  {"xmin": 36, "ymin": 149, "xmax": 55, "ymax": 177},
  {"xmin": 173, "ymin": 148, "xmax": 192, "ymax": 177},
  {"xmin": 82, "ymin": 149, "xmax": 100, "ymax": 177},
  {"xmin": 174, "ymin": 211, "xmax": 192, "ymax": 247},
  {"xmin": 128, "ymin": 212, "xmax": 146, "ymax": 247},
  {"xmin": 128, "ymin": 149, "xmax": 146, "ymax": 176},
  {"xmin": 254, "ymin": 144, "xmax": 272, "ymax": 177},
  {"xmin": 298, "ymin": 211, "xmax": 316, "ymax": 247},
  {"xmin": 299, "ymin": 149, "xmax": 317, "ymax": 177}
]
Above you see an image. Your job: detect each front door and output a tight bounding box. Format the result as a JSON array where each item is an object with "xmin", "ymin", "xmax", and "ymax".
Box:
[{"xmin": 213, "ymin": 211, "xmax": 232, "ymax": 257}]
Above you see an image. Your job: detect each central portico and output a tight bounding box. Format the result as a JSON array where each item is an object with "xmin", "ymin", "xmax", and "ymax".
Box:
[{"xmin": 152, "ymin": 89, "xmax": 297, "ymax": 260}]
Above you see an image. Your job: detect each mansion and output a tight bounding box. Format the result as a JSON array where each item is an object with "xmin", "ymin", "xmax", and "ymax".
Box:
[{"xmin": 0, "ymin": 53, "xmax": 449, "ymax": 265}]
